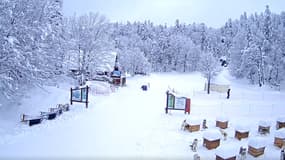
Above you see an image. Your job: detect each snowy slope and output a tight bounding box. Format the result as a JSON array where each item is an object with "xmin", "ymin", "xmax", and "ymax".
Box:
[{"xmin": 0, "ymin": 72, "xmax": 284, "ymax": 159}]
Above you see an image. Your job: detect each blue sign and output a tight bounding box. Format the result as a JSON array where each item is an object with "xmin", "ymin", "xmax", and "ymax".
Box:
[{"xmin": 72, "ymin": 90, "xmax": 81, "ymax": 101}]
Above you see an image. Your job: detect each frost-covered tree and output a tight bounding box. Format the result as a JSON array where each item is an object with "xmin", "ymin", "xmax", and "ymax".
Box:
[
  {"xmin": 199, "ymin": 52, "xmax": 220, "ymax": 94},
  {"xmin": 0, "ymin": 0, "xmax": 64, "ymax": 102},
  {"xmin": 64, "ymin": 13, "xmax": 113, "ymax": 84},
  {"xmin": 117, "ymin": 47, "xmax": 151, "ymax": 75},
  {"xmin": 226, "ymin": 5, "xmax": 285, "ymax": 88}
]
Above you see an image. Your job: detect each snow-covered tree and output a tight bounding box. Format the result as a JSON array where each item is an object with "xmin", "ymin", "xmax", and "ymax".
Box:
[
  {"xmin": 64, "ymin": 13, "xmax": 113, "ymax": 84},
  {"xmin": 199, "ymin": 52, "xmax": 221, "ymax": 94},
  {"xmin": 0, "ymin": 0, "xmax": 64, "ymax": 102}
]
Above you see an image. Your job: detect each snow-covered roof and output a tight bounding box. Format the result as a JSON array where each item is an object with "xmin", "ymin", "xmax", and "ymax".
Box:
[
  {"xmin": 216, "ymin": 145, "xmax": 238, "ymax": 159},
  {"xmin": 248, "ymin": 137, "xmax": 266, "ymax": 148},
  {"xmin": 277, "ymin": 117, "xmax": 285, "ymax": 123},
  {"xmin": 275, "ymin": 128, "xmax": 285, "ymax": 139},
  {"xmin": 235, "ymin": 125, "xmax": 250, "ymax": 132},
  {"xmin": 212, "ymin": 69, "xmax": 231, "ymax": 85},
  {"xmin": 216, "ymin": 116, "xmax": 229, "ymax": 122},
  {"xmin": 258, "ymin": 120, "xmax": 271, "ymax": 127},
  {"xmin": 186, "ymin": 118, "xmax": 201, "ymax": 125},
  {"xmin": 203, "ymin": 129, "xmax": 221, "ymax": 141}
]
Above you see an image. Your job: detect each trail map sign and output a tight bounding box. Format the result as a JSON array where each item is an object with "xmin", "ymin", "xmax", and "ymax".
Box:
[
  {"xmin": 165, "ymin": 90, "xmax": 190, "ymax": 114},
  {"xmin": 70, "ymin": 86, "xmax": 89, "ymax": 108}
]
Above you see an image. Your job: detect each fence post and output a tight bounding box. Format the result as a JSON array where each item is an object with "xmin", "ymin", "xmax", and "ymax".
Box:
[
  {"xmin": 70, "ymin": 88, "xmax": 73, "ymax": 105},
  {"xmin": 86, "ymin": 86, "xmax": 89, "ymax": 108}
]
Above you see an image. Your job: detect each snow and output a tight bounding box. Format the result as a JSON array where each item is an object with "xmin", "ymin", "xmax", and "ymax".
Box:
[
  {"xmin": 203, "ymin": 129, "xmax": 221, "ymax": 141},
  {"xmin": 216, "ymin": 116, "xmax": 229, "ymax": 122},
  {"xmin": 235, "ymin": 124, "xmax": 250, "ymax": 133},
  {"xmin": 215, "ymin": 144, "xmax": 238, "ymax": 159},
  {"xmin": 275, "ymin": 128, "xmax": 285, "ymax": 139},
  {"xmin": 0, "ymin": 72, "xmax": 285, "ymax": 159},
  {"xmin": 85, "ymin": 80, "xmax": 113, "ymax": 95},
  {"xmin": 277, "ymin": 117, "xmax": 285, "ymax": 123},
  {"xmin": 186, "ymin": 118, "xmax": 201, "ymax": 125},
  {"xmin": 212, "ymin": 69, "xmax": 231, "ymax": 85},
  {"xmin": 248, "ymin": 137, "xmax": 267, "ymax": 148},
  {"xmin": 258, "ymin": 120, "xmax": 271, "ymax": 127}
]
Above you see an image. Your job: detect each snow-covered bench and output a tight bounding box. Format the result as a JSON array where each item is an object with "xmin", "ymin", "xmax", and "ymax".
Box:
[
  {"xmin": 40, "ymin": 111, "xmax": 57, "ymax": 120},
  {"xmin": 274, "ymin": 128, "xmax": 285, "ymax": 148},
  {"xmin": 49, "ymin": 107, "xmax": 63, "ymax": 115},
  {"xmin": 248, "ymin": 137, "xmax": 266, "ymax": 157},
  {"xmin": 215, "ymin": 144, "xmax": 237, "ymax": 160},
  {"xmin": 277, "ymin": 117, "xmax": 285, "ymax": 130},
  {"xmin": 21, "ymin": 114, "xmax": 42, "ymax": 126},
  {"xmin": 216, "ymin": 116, "xmax": 229, "ymax": 129},
  {"xmin": 203, "ymin": 129, "xmax": 221, "ymax": 150},
  {"xmin": 185, "ymin": 119, "xmax": 201, "ymax": 132},
  {"xmin": 57, "ymin": 103, "xmax": 70, "ymax": 112},
  {"xmin": 235, "ymin": 125, "xmax": 250, "ymax": 140},
  {"xmin": 258, "ymin": 120, "xmax": 271, "ymax": 135}
]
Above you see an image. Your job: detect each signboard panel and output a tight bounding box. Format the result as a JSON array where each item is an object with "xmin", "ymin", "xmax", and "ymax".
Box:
[
  {"xmin": 81, "ymin": 88, "xmax": 87, "ymax": 102},
  {"xmin": 72, "ymin": 89, "xmax": 81, "ymax": 101},
  {"xmin": 165, "ymin": 90, "xmax": 190, "ymax": 114},
  {"xmin": 175, "ymin": 97, "xmax": 186, "ymax": 110},
  {"xmin": 70, "ymin": 86, "xmax": 89, "ymax": 108},
  {"xmin": 167, "ymin": 94, "xmax": 175, "ymax": 108}
]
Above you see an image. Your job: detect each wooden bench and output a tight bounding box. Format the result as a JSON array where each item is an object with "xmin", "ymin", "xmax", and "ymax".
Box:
[
  {"xmin": 49, "ymin": 107, "xmax": 63, "ymax": 115},
  {"xmin": 21, "ymin": 114, "xmax": 42, "ymax": 126},
  {"xmin": 258, "ymin": 126, "xmax": 270, "ymax": 135},
  {"xmin": 204, "ymin": 138, "xmax": 220, "ymax": 150},
  {"xmin": 274, "ymin": 128, "xmax": 285, "ymax": 148},
  {"xmin": 235, "ymin": 130, "xmax": 249, "ymax": 140},
  {"xmin": 187, "ymin": 124, "xmax": 200, "ymax": 132},
  {"xmin": 248, "ymin": 146, "xmax": 265, "ymax": 157},
  {"xmin": 216, "ymin": 144, "xmax": 238, "ymax": 160},
  {"xmin": 216, "ymin": 121, "xmax": 228, "ymax": 129},
  {"xmin": 248, "ymin": 137, "xmax": 266, "ymax": 157},
  {"xmin": 216, "ymin": 155, "xmax": 236, "ymax": 160},
  {"xmin": 40, "ymin": 111, "xmax": 57, "ymax": 120},
  {"xmin": 274, "ymin": 137, "xmax": 285, "ymax": 148},
  {"xmin": 277, "ymin": 121, "xmax": 285, "ymax": 129},
  {"xmin": 185, "ymin": 119, "xmax": 200, "ymax": 132},
  {"xmin": 258, "ymin": 121, "xmax": 270, "ymax": 135},
  {"xmin": 57, "ymin": 103, "xmax": 70, "ymax": 112},
  {"xmin": 203, "ymin": 130, "xmax": 221, "ymax": 150},
  {"xmin": 216, "ymin": 116, "xmax": 229, "ymax": 129}
]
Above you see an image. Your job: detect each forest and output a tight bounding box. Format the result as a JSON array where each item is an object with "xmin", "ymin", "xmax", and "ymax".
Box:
[{"xmin": 1, "ymin": 0, "xmax": 285, "ymax": 103}]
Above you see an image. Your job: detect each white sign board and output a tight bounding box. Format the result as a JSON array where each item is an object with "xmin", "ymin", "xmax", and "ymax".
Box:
[{"xmin": 175, "ymin": 97, "xmax": 186, "ymax": 110}]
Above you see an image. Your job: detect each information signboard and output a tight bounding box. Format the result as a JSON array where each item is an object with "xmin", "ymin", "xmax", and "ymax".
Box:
[
  {"xmin": 70, "ymin": 86, "xmax": 89, "ymax": 108},
  {"xmin": 165, "ymin": 90, "xmax": 190, "ymax": 114}
]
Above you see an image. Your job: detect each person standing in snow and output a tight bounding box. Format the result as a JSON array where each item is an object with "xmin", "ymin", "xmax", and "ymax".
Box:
[{"xmin": 227, "ymin": 88, "xmax": 231, "ymax": 99}]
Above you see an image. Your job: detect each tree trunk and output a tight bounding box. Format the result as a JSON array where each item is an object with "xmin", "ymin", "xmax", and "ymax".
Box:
[
  {"xmin": 207, "ymin": 74, "xmax": 211, "ymax": 94},
  {"xmin": 183, "ymin": 54, "xmax": 187, "ymax": 72},
  {"xmin": 259, "ymin": 47, "xmax": 264, "ymax": 86}
]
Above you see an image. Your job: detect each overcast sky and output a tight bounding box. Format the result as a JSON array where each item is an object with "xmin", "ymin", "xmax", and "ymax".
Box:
[{"xmin": 63, "ymin": 0, "xmax": 285, "ymax": 28}]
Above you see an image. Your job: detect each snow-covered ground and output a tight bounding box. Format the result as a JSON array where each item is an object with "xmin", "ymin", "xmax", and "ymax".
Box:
[{"xmin": 0, "ymin": 71, "xmax": 285, "ymax": 159}]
